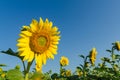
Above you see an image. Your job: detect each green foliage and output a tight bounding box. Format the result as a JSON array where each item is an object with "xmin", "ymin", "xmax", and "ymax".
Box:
[
  {"xmin": 0, "ymin": 64, "xmax": 7, "ymax": 67},
  {"xmin": 29, "ymin": 71, "xmax": 51, "ymax": 80},
  {"xmin": 6, "ymin": 66, "xmax": 24, "ymax": 80},
  {"xmin": 1, "ymin": 42, "xmax": 120, "ymax": 80}
]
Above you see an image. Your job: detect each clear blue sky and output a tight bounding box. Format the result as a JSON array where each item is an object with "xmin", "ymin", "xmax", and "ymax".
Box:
[{"xmin": 0, "ymin": 0, "xmax": 120, "ymax": 73}]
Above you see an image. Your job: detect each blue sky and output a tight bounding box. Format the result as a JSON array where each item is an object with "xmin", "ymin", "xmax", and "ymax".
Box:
[{"xmin": 0, "ymin": 0, "xmax": 120, "ymax": 73}]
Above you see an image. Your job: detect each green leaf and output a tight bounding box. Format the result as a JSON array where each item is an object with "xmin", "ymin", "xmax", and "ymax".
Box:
[
  {"xmin": 6, "ymin": 69, "xmax": 24, "ymax": 80},
  {"xmin": 1, "ymin": 48, "xmax": 17, "ymax": 56},
  {"xmin": 51, "ymin": 73, "xmax": 58, "ymax": 79},
  {"xmin": 79, "ymin": 64, "xmax": 84, "ymax": 69},
  {"xmin": 79, "ymin": 55, "xmax": 85, "ymax": 59},
  {"xmin": 0, "ymin": 64, "xmax": 7, "ymax": 67},
  {"xmin": 1, "ymin": 48, "xmax": 23, "ymax": 60},
  {"xmin": 0, "ymin": 77, "xmax": 5, "ymax": 80},
  {"xmin": 76, "ymin": 66, "xmax": 82, "ymax": 71},
  {"xmin": 115, "ymin": 54, "xmax": 120, "ymax": 59},
  {"xmin": 106, "ymin": 49, "xmax": 112, "ymax": 53}
]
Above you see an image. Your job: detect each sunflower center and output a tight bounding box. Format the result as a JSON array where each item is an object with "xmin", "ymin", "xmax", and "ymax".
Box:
[
  {"xmin": 29, "ymin": 32, "xmax": 50, "ymax": 54},
  {"xmin": 38, "ymin": 36, "xmax": 47, "ymax": 47}
]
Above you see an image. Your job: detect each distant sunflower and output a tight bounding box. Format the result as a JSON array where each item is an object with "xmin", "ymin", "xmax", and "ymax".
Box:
[
  {"xmin": 60, "ymin": 56, "xmax": 69, "ymax": 66},
  {"xmin": 115, "ymin": 41, "xmax": 120, "ymax": 51},
  {"xmin": 89, "ymin": 48, "xmax": 97, "ymax": 65},
  {"xmin": 17, "ymin": 18, "xmax": 60, "ymax": 71}
]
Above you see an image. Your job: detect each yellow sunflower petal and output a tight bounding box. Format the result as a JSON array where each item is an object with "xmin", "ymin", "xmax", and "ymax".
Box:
[
  {"xmin": 46, "ymin": 51, "xmax": 54, "ymax": 59},
  {"xmin": 28, "ymin": 51, "xmax": 34, "ymax": 62},
  {"xmin": 19, "ymin": 33, "xmax": 26, "ymax": 38},
  {"xmin": 17, "ymin": 43, "xmax": 27, "ymax": 47},
  {"xmin": 19, "ymin": 48, "xmax": 30, "ymax": 56},
  {"xmin": 22, "ymin": 26, "xmax": 30, "ymax": 30},
  {"xmin": 23, "ymin": 52, "xmax": 30, "ymax": 61},
  {"xmin": 50, "ymin": 44, "xmax": 58, "ymax": 49},
  {"xmin": 30, "ymin": 19, "xmax": 38, "ymax": 32},
  {"xmin": 51, "ymin": 36, "xmax": 60, "ymax": 41},
  {"xmin": 19, "ymin": 51, "xmax": 27, "ymax": 56},
  {"xmin": 21, "ymin": 31, "xmax": 32, "ymax": 37},
  {"xmin": 52, "ymin": 41, "xmax": 59, "ymax": 45},
  {"xmin": 36, "ymin": 63, "xmax": 42, "ymax": 72},
  {"xmin": 18, "ymin": 48, "xmax": 26, "ymax": 52},
  {"xmin": 44, "ymin": 18, "xmax": 50, "ymax": 30},
  {"xmin": 49, "ymin": 47, "xmax": 57, "ymax": 54},
  {"xmin": 17, "ymin": 37, "xmax": 29, "ymax": 43},
  {"xmin": 42, "ymin": 53, "xmax": 47, "ymax": 64},
  {"xmin": 48, "ymin": 21, "xmax": 53, "ymax": 29},
  {"xmin": 52, "ymin": 26, "xmax": 58, "ymax": 32},
  {"xmin": 35, "ymin": 54, "xmax": 42, "ymax": 65},
  {"xmin": 39, "ymin": 17, "xmax": 43, "ymax": 30},
  {"xmin": 35, "ymin": 54, "xmax": 39, "ymax": 63}
]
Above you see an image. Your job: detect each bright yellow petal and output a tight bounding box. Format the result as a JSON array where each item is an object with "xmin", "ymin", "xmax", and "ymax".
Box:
[
  {"xmin": 51, "ymin": 36, "xmax": 60, "ymax": 41},
  {"xmin": 48, "ymin": 21, "xmax": 52, "ymax": 29},
  {"xmin": 50, "ymin": 44, "xmax": 58, "ymax": 49},
  {"xmin": 19, "ymin": 33, "xmax": 26, "ymax": 38},
  {"xmin": 21, "ymin": 31, "xmax": 32, "ymax": 37},
  {"xmin": 19, "ymin": 47, "xmax": 30, "ymax": 55},
  {"xmin": 52, "ymin": 41, "xmax": 59, "ymax": 45},
  {"xmin": 18, "ymin": 48, "xmax": 26, "ymax": 52},
  {"xmin": 19, "ymin": 48, "xmax": 30, "ymax": 56},
  {"xmin": 44, "ymin": 18, "xmax": 50, "ymax": 30},
  {"xmin": 17, "ymin": 37, "xmax": 29, "ymax": 43},
  {"xmin": 28, "ymin": 51, "xmax": 34, "ymax": 62},
  {"xmin": 36, "ymin": 63, "xmax": 42, "ymax": 72},
  {"xmin": 17, "ymin": 43, "xmax": 27, "ymax": 47},
  {"xmin": 42, "ymin": 53, "xmax": 47, "ymax": 65},
  {"xmin": 52, "ymin": 26, "xmax": 58, "ymax": 32},
  {"xmin": 35, "ymin": 54, "xmax": 42, "ymax": 65},
  {"xmin": 23, "ymin": 52, "xmax": 29, "ymax": 61},
  {"xmin": 30, "ymin": 19, "xmax": 38, "ymax": 32},
  {"xmin": 39, "ymin": 17, "xmax": 43, "ymax": 30},
  {"xmin": 49, "ymin": 47, "xmax": 57, "ymax": 54},
  {"xmin": 46, "ymin": 51, "xmax": 54, "ymax": 59},
  {"xmin": 22, "ymin": 26, "xmax": 30, "ymax": 30}
]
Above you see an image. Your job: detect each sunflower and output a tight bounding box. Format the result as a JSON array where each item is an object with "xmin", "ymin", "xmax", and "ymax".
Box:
[
  {"xmin": 89, "ymin": 48, "xmax": 97, "ymax": 65},
  {"xmin": 60, "ymin": 56, "xmax": 69, "ymax": 66},
  {"xmin": 17, "ymin": 18, "xmax": 60, "ymax": 71},
  {"xmin": 115, "ymin": 41, "xmax": 120, "ymax": 51},
  {"xmin": 65, "ymin": 70, "xmax": 71, "ymax": 77}
]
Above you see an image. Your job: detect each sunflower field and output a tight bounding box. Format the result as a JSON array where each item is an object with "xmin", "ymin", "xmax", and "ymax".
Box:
[{"xmin": 0, "ymin": 18, "xmax": 120, "ymax": 80}]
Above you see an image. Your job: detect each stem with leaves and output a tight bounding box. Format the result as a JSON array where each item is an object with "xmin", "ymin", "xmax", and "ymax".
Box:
[
  {"xmin": 83, "ymin": 56, "xmax": 89, "ymax": 80},
  {"xmin": 79, "ymin": 55, "xmax": 89, "ymax": 80}
]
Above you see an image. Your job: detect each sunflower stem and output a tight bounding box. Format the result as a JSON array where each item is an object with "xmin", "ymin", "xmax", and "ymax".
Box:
[
  {"xmin": 111, "ymin": 46, "xmax": 115, "ymax": 61},
  {"xmin": 22, "ymin": 61, "xmax": 26, "ymax": 75},
  {"xmin": 25, "ymin": 73, "xmax": 29, "ymax": 80},
  {"xmin": 83, "ymin": 56, "xmax": 88, "ymax": 80},
  {"xmin": 25, "ymin": 59, "xmax": 34, "ymax": 80},
  {"xmin": 60, "ymin": 65, "xmax": 62, "ymax": 76},
  {"xmin": 27, "ymin": 60, "xmax": 34, "ymax": 73}
]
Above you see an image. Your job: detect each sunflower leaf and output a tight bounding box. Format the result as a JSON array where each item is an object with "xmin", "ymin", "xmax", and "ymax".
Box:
[
  {"xmin": 0, "ymin": 64, "xmax": 7, "ymax": 67},
  {"xmin": 115, "ymin": 54, "xmax": 120, "ymax": 59},
  {"xmin": 0, "ymin": 48, "xmax": 22, "ymax": 60},
  {"xmin": 106, "ymin": 49, "xmax": 112, "ymax": 53},
  {"xmin": 79, "ymin": 55, "xmax": 85, "ymax": 59}
]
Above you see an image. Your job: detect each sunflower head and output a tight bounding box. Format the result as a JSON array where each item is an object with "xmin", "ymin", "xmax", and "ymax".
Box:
[
  {"xmin": 17, "ymin": 18, "xmax": 60, "ymax": 72},
  {"xmin": 65, "ymin": 70, "xmax": 71, "ymax": 77},
  {"xmin": 115, "ymin": 41, "xmax": 120, "ymax": 51},
  {"xmin": 89, "ymin": 48, "xmax": 97, "ymax": 65},
  {"xmin": 60, "ymin": 56, "xmax": 69, "ymax": 67}
]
